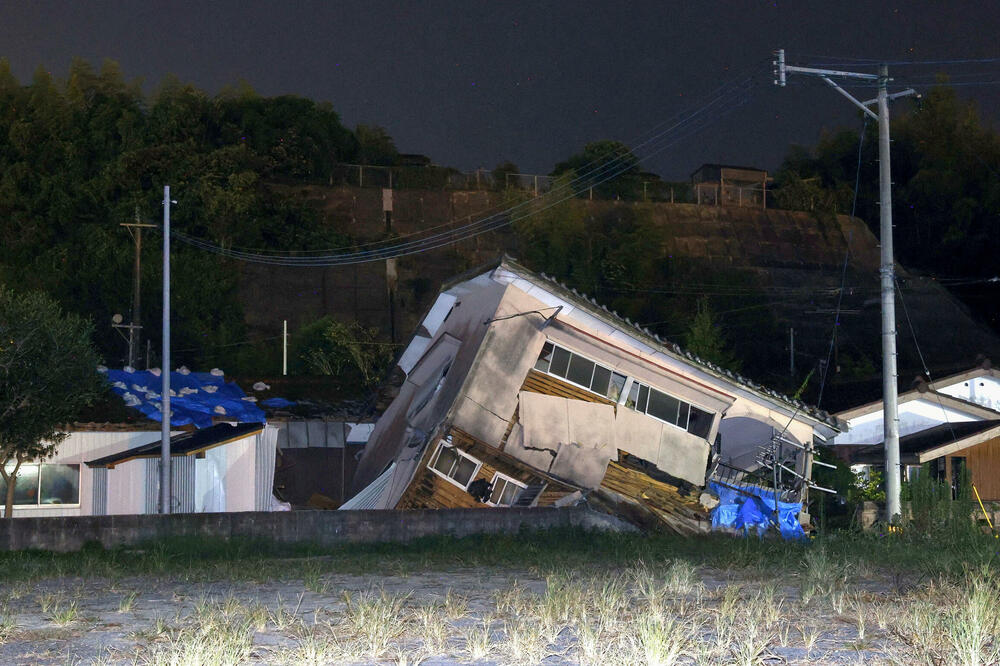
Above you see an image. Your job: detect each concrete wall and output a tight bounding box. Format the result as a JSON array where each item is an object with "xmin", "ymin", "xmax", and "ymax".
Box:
[{"xmin": 0, "ymin": 506, "xmax": 631, "ymax": 553}]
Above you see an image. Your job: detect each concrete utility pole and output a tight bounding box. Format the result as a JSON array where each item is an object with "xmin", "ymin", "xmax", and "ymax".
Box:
[
  {"xmin": 161, "ymin": 186, "xmax": 174, "ymax": 514},
  {"xmin": 774, "ymin": 50, "xmax": 916, "ymax": 522}
]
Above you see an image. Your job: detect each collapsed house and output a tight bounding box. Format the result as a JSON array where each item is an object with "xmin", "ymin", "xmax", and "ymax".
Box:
[
  {"xmin": 346, "ymin": 258, "xmax": 841, "ymax": 535},
  {"xmin": 834, "ymin": 362, "xmax": 1000, "ymax": 501}
]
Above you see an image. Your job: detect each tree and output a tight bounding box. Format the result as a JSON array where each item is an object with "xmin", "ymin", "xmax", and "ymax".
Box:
[
  {"xmin": 491, "ymin": 161, "xmax": 519, "ymax": 189},
  {"xmin": 0, "ymin": 288, "xmax": 103, "ymax": 518},
  {"xmin": 355, "ymin": 124, "xmax": 398, "ymax": 166},
  {"xmin": 685, "ymin": 298, "xmax": 740, "ymax": 371},
  {"xmin": 551, "ymin": 140, "xmax": 642, "ymax": 199},
  {"xmin": 292, "ymin": 317, "xmax": 394, "ymax": 387}
]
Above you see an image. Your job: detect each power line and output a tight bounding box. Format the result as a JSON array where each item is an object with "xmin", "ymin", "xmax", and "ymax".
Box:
[
  {"xmin": 169, "ymin": 67, "xmax": 765, "ymax": 266},
  {"xmin": 177, "ymin": 85, "xmax": 750, "ymax": 264}
]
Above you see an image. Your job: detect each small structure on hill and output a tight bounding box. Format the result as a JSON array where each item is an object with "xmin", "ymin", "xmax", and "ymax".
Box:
[
  {"xmin": 344, "ymin": 257, "xmax": 841, "ymax": 536},
  {"xmin": 691, "ymin": 164, "xmax": 770, "ymax": 209}
]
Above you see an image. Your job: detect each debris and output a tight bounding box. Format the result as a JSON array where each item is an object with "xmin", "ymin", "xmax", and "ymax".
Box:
[{"xmin": 307, "ymin": 492, "xmax": 340, "ymax": 510}]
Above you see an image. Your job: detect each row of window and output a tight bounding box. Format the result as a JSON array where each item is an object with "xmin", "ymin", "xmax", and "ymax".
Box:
[
  {"xmin": 624, "ymin": 381, "xmax": 714, "ymax": 438},
  {"xmin": 534, "ymin": 341, "xmax": 715, "ymax": 439},
  {"xmin": 534, "ymin": 342, "xmax": 627, "ymax": 402},
  {"xmin": 428, "ymin": 439, "xmax": 526, "ymax": 506},
  {"xmin": 0, "ymin": 464, "xmax": 80, "ymax": 507}
]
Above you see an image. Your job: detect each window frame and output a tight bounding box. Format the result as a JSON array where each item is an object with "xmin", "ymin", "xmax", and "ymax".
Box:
[
  {"xmin": 427, "ymin": 440, "xmax": 483, "ymax": 491},
  {"xmin": 535, "ymin": 341, "xmax": 717, "ymax": 441},
  {"xmin": 623, "ymin": 381, "xmax": 716, "ymax": 440},
  {"xmin": 486, "ymin": 472, "xmax": 528, "ymax": 507},
  {"xmin": 0, "ymin": 462, "xmax": 82, "ymax": 509},
  {"xmin": 534, "ymin": 341, "xmax": 627, "ymax": 403}
]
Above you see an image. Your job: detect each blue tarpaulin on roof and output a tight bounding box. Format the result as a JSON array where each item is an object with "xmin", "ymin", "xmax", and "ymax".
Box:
[
  {"xmin": 101, "ymin": 368, "xmax": 266, "ymax": 429},
  {"xmin": 709, "ymin": 481, "xmax": 805, "ymax": 540}
]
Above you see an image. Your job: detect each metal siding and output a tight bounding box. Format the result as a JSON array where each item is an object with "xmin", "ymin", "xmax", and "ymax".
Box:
[
  {"xmin": 144, "ymin": 459, "xmax": 159, "ymax": 514},
  {"xmin": 255, "ymin": 427, "xmax": 278, "ymax": 510},
  {"xmin": 307, "ymin": 421, "xmax": 327, "ymax": 447},
  {"xmin": 171, "ymin": 456, "xmax": 196, "ymax": 513},
  {"xmin": 92, "ymin": 468, "xmax": 108, "ymax": 515},
  {"xmin": 286, "ymin": 421, "xmax": 309, "ymax": 448}
]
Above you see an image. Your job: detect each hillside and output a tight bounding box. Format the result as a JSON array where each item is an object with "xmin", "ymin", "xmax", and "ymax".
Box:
[{"xmin": 238, "ymin": 185, "xmax": 1000, "ymax": 411}]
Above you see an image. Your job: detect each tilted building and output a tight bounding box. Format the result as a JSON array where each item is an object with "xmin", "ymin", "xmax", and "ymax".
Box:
[{"xmin": 346, "ymin": 258, "xmax": 840, "ymax": 532}]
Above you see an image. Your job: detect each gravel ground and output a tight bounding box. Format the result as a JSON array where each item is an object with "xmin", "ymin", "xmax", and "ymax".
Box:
[{"xmin": 0, "ymin": 559, "xmax": 922, "ymax": 665}]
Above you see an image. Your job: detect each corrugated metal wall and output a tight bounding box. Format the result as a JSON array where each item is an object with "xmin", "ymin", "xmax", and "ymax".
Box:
[
  {"xmin": 255, "ymin": 427, "xmax": 278, "ymax": 510},
  {"xmin": 144, "ymin": 459, "xmax": 159, "ymax": 514},
  {"xmin": 143, "ymin": 458, "xmax": 196, "ymax": 513},
  {"xmin": 91, "ymin": 468, "xmax": 108, "ymax": 515},
  {"xmin": 273, "ymin": 420, "xmax": 347, "ymax": 448}
]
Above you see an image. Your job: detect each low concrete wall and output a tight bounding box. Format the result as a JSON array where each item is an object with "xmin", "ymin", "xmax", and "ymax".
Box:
[
  {"xmin": 855, "ymin": 500, "xmax": 1000, "ymax": 530},
  {"xmin": 0, "ymin": 506, "xmax": 632, "ymax": 553}
]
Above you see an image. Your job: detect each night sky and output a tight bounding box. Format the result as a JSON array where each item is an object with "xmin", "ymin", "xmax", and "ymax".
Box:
[{"xmin": 3, "ymin": 1, "xmax": 999, "ymax": 179}]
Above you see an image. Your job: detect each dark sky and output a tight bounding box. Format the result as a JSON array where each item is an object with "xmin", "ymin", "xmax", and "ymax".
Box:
[{"xmin": 3, "ymin": 1, "xmax": 999, "ymax": 179}]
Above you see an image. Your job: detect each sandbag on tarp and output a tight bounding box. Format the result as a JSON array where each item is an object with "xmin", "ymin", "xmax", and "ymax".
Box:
[
  {"xmin": 100, "ymin": 367, "xmax": 266, "ymax": 428},
  {"xmin": 709, "ymin": 481, "xmax": 805, "ymax": 539}
]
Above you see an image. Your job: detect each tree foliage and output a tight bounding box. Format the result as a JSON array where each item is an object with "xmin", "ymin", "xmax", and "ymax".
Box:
[
  {"xmin": 291, "ymin": 317, "xmax": 394, "ymax": 387},
  {"xmin": 0, "ymin": 287, "xmax": 104, "ymax": 517},
  {"xmin": 685, "ymin": 298, "xmax": 741, "ymax": 371},
  {"xmin": 0, "ymin": 58, "xmax": 372, "ymax": 372},
  {"xmin": 513, "ymin": 197, "xmax": 777, "ymax": 384},
  {"xmin": 355, "ymin": 124, "xmax": 398, "ymax": 166},
  {"xmin": 775, "ymin": 85, "xmax": 1000, "ymax": 276},
  {"xmin": 551, "ymin": 140, "xmax": 644, "ymax": 199}
]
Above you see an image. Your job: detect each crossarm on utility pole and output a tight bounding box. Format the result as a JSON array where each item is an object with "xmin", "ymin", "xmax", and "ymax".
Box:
[
  {"xmin": 862, "ymin": 88, "xmax": 919, "ymax": 107},
  {"xmin": 821, "ymin": 77, "xmax": 878, "ymax": 121}
]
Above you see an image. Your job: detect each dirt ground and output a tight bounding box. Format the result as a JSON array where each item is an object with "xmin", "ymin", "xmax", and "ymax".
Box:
[{"xmin": 0, "ymin": 557, "xmax": 932, "ymax": 665}]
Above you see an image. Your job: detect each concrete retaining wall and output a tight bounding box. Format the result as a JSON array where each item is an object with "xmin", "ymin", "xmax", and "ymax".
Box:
[{"xmin": 0, "ymin": 506, "xmax": 632, "ymax": 553}]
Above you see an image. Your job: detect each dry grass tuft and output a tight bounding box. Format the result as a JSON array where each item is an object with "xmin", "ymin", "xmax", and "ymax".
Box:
[{"xmin": 340, "ymin": 587, "xmax": 408, "ymax": 660}]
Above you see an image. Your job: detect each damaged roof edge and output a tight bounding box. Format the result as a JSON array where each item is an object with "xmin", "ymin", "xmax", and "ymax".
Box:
[{"xmin": 494, "ymin": 255, "xmax": 843, "ymax": 432}]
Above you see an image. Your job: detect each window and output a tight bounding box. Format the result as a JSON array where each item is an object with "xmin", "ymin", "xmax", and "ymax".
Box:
[
  {"xmin": 625, "ymin": 381, "xmax": 715, "ymax": 439},
  {"xmin": 0, "ymin": 463, "xmax": 80, "ymax": 506},
  {"xmin": 534, "ymin": 342, "xmax": 627, "ymax": 402},
  {"xmin": 428, "ymin": 440, "xmax": 481, "ymax": 489},
  {"xmin": 408, "ymin": 360, "xmax": 452, "ymax": 418},
  {"xmin": 488, "ymin": 473, "xmax": 527, "ymax": 506}
]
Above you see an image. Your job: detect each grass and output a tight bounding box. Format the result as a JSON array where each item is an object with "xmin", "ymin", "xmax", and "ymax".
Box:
[
  {"xmin": 139, "ymin": 598, "xmax": 258, "ymax": 665},
  {"xmin": 47, "ymin": 600, "xmax": 79, "ymax": 625},
  {"xmin": 2, "ymin": 525, "xmax": 998, "ymax": 585},
  {"xmin": 118, "ymin": 590, "xmax": 138, "ymax": 613},
  {"xmin": 2, "ymin": 527, "xmax": 1000, "ymax": 663},
  {"xmin": 0, "ymin": 605, "xmax": 14, "ymax": 644},
  {"xmin": 340, "ymin": 587, "xmax": 408, "ymax": 659}
]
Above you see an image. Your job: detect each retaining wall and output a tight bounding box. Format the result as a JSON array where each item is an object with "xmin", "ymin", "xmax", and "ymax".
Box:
[{"xmin": 0, "ymin": 506, "xmax": 632, "ymax": 552}]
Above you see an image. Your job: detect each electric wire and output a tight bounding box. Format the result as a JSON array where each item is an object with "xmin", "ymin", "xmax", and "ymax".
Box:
[
  {"xmin": 170, "ymin": 68, "xmax": 765, "ymax": 266},
  {"xmin": 175, "ymin": 81, "xmax": 752, "ymax": 264},
  {"xmin": 817, "ymin": 116, "xmax": 868, "ymax": 408},
  {"xmin": 895, "ymin": 275, "xmax": 959, "ymax": 443}
]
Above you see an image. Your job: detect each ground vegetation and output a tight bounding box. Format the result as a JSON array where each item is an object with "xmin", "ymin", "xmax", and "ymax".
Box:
[{"xmin": 1, "ymin": 524, "xmax": 999, "ymax": 664}]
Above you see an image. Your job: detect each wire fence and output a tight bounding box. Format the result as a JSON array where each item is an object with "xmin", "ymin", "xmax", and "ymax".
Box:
[{"xmin": 322, "ymin": 162, "xmax": 708, "ymax": 203}]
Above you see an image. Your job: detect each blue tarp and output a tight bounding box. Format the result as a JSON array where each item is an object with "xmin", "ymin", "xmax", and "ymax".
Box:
[
  {"xmin": 100, "ymin": 367, "xmax": 266, "ymax": 429},
  {"xmin": 709, "ymin": 481, "xmax": 805, "ymax": 540},
  {"xmin": 261, "ymin": 397, "xmax": 296, "ymax": 409}
]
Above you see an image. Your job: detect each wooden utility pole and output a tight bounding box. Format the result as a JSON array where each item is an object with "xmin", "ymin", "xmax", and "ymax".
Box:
[{"xmin": 120, "ymin": 209, "xmax": 157, "ymax": 368}]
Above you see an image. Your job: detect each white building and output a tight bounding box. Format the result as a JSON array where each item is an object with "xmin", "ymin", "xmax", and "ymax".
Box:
[{"xmin": 1, "ymin": 422, "xmax": 278, "ymax": 517}]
